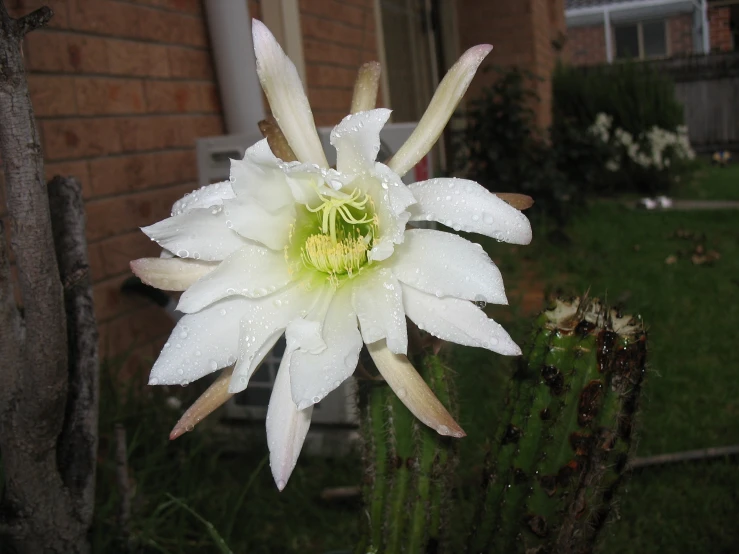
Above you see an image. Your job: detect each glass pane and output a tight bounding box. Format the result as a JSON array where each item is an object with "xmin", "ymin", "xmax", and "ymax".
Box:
[
  {"xmin": 615, "ymin": 24, "xmax": 639, "ymax": 59},
  {"xmin": 643, "ymin": 20, "xmax": 667, "ymax": 58}
]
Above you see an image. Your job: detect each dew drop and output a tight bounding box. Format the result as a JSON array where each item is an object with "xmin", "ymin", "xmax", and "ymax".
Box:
[
  {"xmin": 397, "ymin": 387, "xmax": 407, "ymax": 399},
  {"xmin": 177, "ymin": 249, "xmax": 189, "ymax": 257},
  {"xmin": 209, "ymin": 360, "xmax": 218, "ymax": 371},
  {"xmin": 483, "ymin": 213, "xmax": 494, "ymax": 224},
  {"xmin": 179, "ymin": 330, "xmax": 188, "ymax": 339},
  {"xmin": 312, "ymin": 395, "xmax": 321, "ymax": 403},
  {"xmin": 149, "ymin": 378, "xmax": 159, "ymax": 385},
  {"xmin": 474, "ymin": 295, "xmax": 487, "ymax": 309},
  {"xmin": 437, "ymin": 424, "xmax": 450, "ymax": 435}
]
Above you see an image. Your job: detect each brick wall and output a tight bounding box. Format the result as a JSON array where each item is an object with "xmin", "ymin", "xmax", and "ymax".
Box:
[
  {"xmin": 567, "ymin": 24, "xmax": 607, "ymax": 65},
  {"xmin": 457, "ymin": 0, "xmax": 566, "ymax": 128},
  {"xmin": 669, "ymin": 13, "xmax": 694, "ymax": 55},
  {"xmin": 709, "ymin": 6, "xmax": 733, "ymax": 51},
  {"xmin": 2, "ymin": 0, "xmax": 225, "ymax": 376},
  {"xmin": 299, "ymin": 0, "xmax": 379, "ymax": 127}
]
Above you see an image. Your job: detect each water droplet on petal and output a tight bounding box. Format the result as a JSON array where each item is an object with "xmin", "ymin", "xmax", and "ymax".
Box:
[
  {"xmin": 397, "ymin": 387, "xmax": 407, "ymax": 399},
  {"xmin": 437, "ymin": 424, "xmax": 450, "ymax": 435}
]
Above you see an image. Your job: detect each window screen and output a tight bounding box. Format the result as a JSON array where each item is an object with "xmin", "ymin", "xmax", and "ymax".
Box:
[
  {"xmin": 615, "ymin": 24, "xmax": 639, "ymax": 59},
  {"xmin": 643, "ymin": 20, "xmax": 667, "ymax": 58}
]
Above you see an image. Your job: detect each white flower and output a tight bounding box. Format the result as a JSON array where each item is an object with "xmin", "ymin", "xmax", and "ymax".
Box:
[{"xmin": 131, "ymin": 20, "xmax": 531, "ymax": 490}]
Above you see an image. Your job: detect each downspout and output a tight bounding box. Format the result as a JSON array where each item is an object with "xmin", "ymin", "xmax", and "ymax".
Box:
[
  {"xmin": 604, "ymin": 8, "xmax": 614, "ymax": 63},
  {"xmin": 204, "ymin": 1, "xmax": 266, "ymax": 135}
]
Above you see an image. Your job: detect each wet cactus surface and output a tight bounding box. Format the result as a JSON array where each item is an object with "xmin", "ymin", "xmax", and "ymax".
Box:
[{"xmin": 468, "ymin": 298, "xmax": 647, "ymax": 554}]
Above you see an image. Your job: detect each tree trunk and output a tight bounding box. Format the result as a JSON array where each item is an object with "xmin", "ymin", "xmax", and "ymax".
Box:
[{"xmin": 0, "ymin": 4, "xmax": 98, "ymax": 552}]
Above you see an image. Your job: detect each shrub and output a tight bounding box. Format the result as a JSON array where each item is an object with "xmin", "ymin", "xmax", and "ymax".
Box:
[{"xmin": 455, "ymin": 67, "xmax": 578, "ymax": 226}]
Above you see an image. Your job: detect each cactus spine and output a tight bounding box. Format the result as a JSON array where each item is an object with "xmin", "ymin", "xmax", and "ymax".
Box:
[
  {"xmin": 356, "ymin": 354, "xmax": 458, "ymax": 554},
  {"xmin": 469, "ymin": 298, "xmax": 647, "ymax": 554}
]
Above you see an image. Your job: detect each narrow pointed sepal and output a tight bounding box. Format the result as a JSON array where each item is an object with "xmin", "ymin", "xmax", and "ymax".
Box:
[
  {"xmin": 388, "ymin": 44, "xmax": 492, "ymax": 177},
  {"xmin": 169, "ymin": 366, "xmax": 235, "ymax": 440},
  {"xmin": 251, "ymin": 19, "xmax": 328, "ymax": 167},
  {"xmin": 130, "ymin": 257, "xmax": 216, "ymax": 291},
  {"xmin": 351, "ymin": 61, "xmax": 382, "ymax": 113},
  {"xmin": 367, "ymin": 339, "xmax": 465, "ymax": 438}
]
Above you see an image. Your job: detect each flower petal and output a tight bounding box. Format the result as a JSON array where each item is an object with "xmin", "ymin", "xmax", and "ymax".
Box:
[
  {"xmin": 290, "ymin": 287, "xmax": 362, "ymax": 410},
  {"xmin": 171, "ymin": 181, "xmax": 236, "ymax": 216},
  {"xmin": 391, "ymin": 229, "xmax": 507, "ymax": 304},
  {"xmin": 228, "ymin": 200, "xmax": 295, "ymax": 250},
  {"xmin": 367, "ymin": 340, "xmax": 465, "ymax": 437},
  {"xmin": 229, "ymin": 283, "xmax": 323, "ymax": 393},
  {"xmin": 331, "ymin": 108, "xmax": 391, "ymax": 175},
  {"xmin": 352, "ymin": 268, "xmax": 407, "ymax": 354},
  {"xmin": 401, "ymin": 284, "xmax": 521, "ymax": 356},
  {"xmin": 148, "ymin": 297, "xmax": 247, "ymax": 386},
  {"xmin": 252, "ymin": 19, "xmax": 328, "ymax": 167},
  {"xmin": 229, "ymin": 139, "xmax": 295, "ymax": 212},
  {"xmin": 130, "ymin": 257, "xmax": 217, "ymax": 291},
  {"xmin": 388, "ymin": 45, "xmax": 492, "ymax": 177},
  {"xmin": 177, "ymin": 244, "xmax": 292, "ymax": 314},
  {"xmin": 169, "ymin": 366, "xmax": 234, "ymax": 440},
  {"xmin": 142, "ymin": 208, "xmax": 249, "ymax": 261},
  {"xmin": 267, "ymin": 350, "xmax": 313, "ymax": 491},
  {"xmin": 373, "ymin": 163, "xmax": 417, "ymax": 215},
  {"xmin": 408, "ymin": 178, "xmax": 532, "ymax": 245}
]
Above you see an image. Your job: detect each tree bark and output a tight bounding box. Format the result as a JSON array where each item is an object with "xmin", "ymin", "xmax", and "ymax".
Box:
[{"xmin": 0, "ymin": 4, "xmax": 98, "ymax": 553}]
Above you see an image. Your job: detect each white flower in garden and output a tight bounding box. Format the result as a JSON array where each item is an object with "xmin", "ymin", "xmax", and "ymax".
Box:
[{"xmin": 130, "ymin": 20, "xmax": 531, "ymax": 490}]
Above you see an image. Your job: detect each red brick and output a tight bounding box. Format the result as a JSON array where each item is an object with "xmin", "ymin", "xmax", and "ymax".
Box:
[
  {"xmin": 99, "ymin": 305, "xmax": 174, "ymax": 360},
  {"xmin": 308, "ymin": 88, "xmax": 353, "ymax": 112},
  {"xmin": 144, "ymin": 81, "xmax": 204, "ymax": 113},
  {"xmin": 68, "ymin": 0, "xmax": 127, "ymax": 35},
  {"xmin": 164, "ymin": 14, "xmax": 208, "ymax": 48},
  {"xmin": 85, "ymin": 182, "xmax": 193, "ymax": 241},
  {"xmin": 28, "ymin": 75, "xmax": 76, "ymax": 117},
  {"xmin": 42, "ymin": 118, "xmax": 122, "ymax": 160},
  {"xmin": 300, "ymin": 0, "xmax": 366, "ymax": 29},
  {"xmin": 87, "ymin": 154, "xmax": 157, "ymax": 197},
  {"xmin": 75, "ymin": 78, "xmax": 146, "ymax": 115},
  {"xmin": 93, "ymin": 273, "xmax": 148, "ymax": 323},
  {"xmin": 301, "ymin": 14, "xmax": 364, "ymax": 48},
  {"xmin": 107, "ymin": 41, "xmax": 170, "ymax": 78},
  {"xmin": 306, "ymin": 64, "xmax": 356, "ymax": 90},
  {"xmin": 87, "ymin": 150, "xmax": 196, "ymax": 197},
  {"xmin": 88, "ymin": 241, "xmax": 106, "ymax": 281},
  {"xmin": 95, "ymin": 230, "xmax": 162, "ymax": 279},
  {"xmin": 126, "ymin": 0, "xmax": 202, "ymax": 14},
  {"xmin": 167, "ymin": 47, "xmax": 214, "ymax": 79},
  {"xmin": 303, "ymin": 39, "xmax": 361, "ymax": 67}
]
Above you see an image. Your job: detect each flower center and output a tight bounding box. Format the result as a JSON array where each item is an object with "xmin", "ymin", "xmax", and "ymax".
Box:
[{"xmin": 288, "ymin": 186, "xmax": 377, "ymax": 281}]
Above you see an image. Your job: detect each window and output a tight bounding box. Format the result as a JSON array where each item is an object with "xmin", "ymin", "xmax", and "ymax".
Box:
[{"xmin": 615, "ymin": 20, "xmax": 668, "ymax": 60}]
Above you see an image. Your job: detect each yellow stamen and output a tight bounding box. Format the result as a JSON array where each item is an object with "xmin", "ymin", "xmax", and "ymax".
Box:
[{"xmin": 301, "ymin": 234, "xmax": 368, "ymax": 277}]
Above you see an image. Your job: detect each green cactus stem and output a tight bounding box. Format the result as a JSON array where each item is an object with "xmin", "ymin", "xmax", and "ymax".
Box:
[
  {"xmin": 355, "ymin": 353, "xmax": 459, "ymax": 554},
  {"xmin": 468, "ymin": 298, "xmax": 647, "ymax": 554}
]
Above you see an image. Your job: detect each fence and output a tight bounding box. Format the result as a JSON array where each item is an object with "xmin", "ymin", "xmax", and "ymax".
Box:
[{"xmin": 650, "ymin": 52, "xmax": 739, "ymax": 151}]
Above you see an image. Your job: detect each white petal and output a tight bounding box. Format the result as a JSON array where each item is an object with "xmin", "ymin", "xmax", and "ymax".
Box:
[
  {"xmin": 228, "ymin": 200, "xmax": 295, "ymax": 250},
  {"xmin": 229, "ymin": 140, "xmax": 295, "ymax": 212},
  {"xmin": 352, "ymin": 174, "xmax": 410, "ymax": 260},
  {"xmin": 408, "ymin": 178, "xmax": 532, "ymax": 245},
  {"xmin": 391, "ymin": 229, "xmax": 507, "ymax": 304},
  {"xmin": 352, "ymin": 268, "xmax": 407, "ymax": 354},
  {"xmin": 388, "ymin": 45, "xmax": 492, "ymax": 176},
  {"xmin": 130, "ymin": 257, "xmax": 217, "ymax": 291},
  {"xmin": 142, "ymin": 207, "xmax": 249, "ymax": 261},
  {"xmin": 252, "ymin": 20, "xmax": 328, "ymax": 167},
  {"xmin": 401, "ymin": 284, "xmax": 521, "ymax": 356},
  {"xmin": 367, "ymin": 340, "xmax": 464, "ymax": 437},
  {"xmin": 331, "ymin": 109, "xmax": 391, "ymax": 175},
  {"xmin": 176, "ymin": 244, "xmax": 292, "ymax": 314},
  {"xmin": 266, "ymin": 350, "xmax": 313, "ymax": 491},
  {"xmin": 290, "ymin": 287, "xmax": 362, "ymax": 410},
  {"xmin": 171, "ymin": 181, "xmax": 236, "ymax": 216},
  {"xmin": 373, "ymin": 163, "xmax": 417, "ymax": 215},
  {"xmin": 229, "ymin": 284, "xmax": 322, "ymax": 393},
  {"xmin": 148, "ymin": 297, "xmax": 247, "ymax": 386}
]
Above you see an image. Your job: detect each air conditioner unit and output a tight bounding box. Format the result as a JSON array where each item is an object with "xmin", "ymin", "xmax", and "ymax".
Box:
[{"xmin": 195, "ymin": 122, "xmax": 431, "ymax": 452}]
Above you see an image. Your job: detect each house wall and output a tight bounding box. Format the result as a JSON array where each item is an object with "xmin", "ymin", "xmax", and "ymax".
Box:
[
  {"xmin": 2, "ymin": 0, "xmax": 225, "ymax": 376},
  {"xmin": 456, "ymin": 0, "xmax": 566, "ymax": 128},
  {"xmin": 299, "ymin": 0, "xmax": 380, "ymax": 127},
  {"xmin": 709, "ymin": 5, "xmax": 733, "ymax": 51},
  {"xmin": 0, "ymin": 0, "xmax": 383, "ymax": 377}
]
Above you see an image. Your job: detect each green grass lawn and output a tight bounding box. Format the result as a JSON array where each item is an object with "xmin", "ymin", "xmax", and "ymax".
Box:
[
  {"xmin": 471, "ymin": 178, "xmax": 739, "ymax": 552},
  {"xmin": 673, "ymin": 161, "xmax": 739, "ymax": 201}
]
